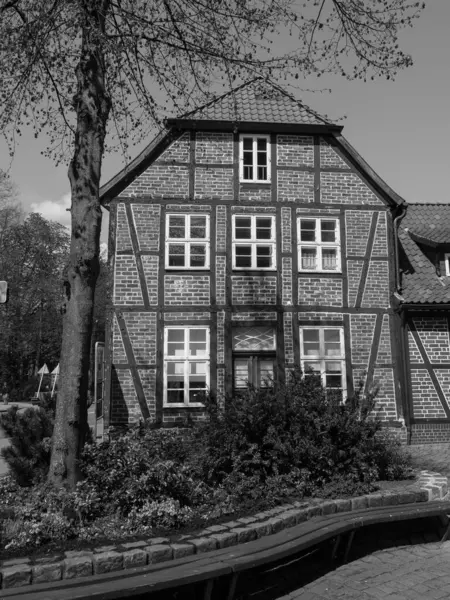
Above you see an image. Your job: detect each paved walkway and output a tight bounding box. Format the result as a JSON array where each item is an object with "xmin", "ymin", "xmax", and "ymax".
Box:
[{"xmin": 278, "ymin": 542, "xmax": 450, "ymax": 599}]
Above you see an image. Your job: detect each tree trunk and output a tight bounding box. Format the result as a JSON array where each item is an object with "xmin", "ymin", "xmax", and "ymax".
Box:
[{"xmin": 48, "ymin": 2, "xmax": 111, "ymax": 489}]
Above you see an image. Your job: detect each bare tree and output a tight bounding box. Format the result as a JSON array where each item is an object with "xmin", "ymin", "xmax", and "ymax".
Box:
[{"xmin": 0, "ymin": 0, "xmax": 424, "ymax": 488}]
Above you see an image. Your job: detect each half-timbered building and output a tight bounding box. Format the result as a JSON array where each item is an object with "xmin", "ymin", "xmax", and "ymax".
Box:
[{"xmin": 99, "ymin": 78, "xmax": 446, "ymax": 444}]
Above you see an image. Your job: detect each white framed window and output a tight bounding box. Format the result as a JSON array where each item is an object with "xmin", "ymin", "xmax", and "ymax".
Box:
[
  {"xmin": 239, "ymin": 135, "xmax": 271, "ymax": 182},
  {"xmin": 165, "ymin": 214, "xmax": 210, "ymax": 269},
  {"xmin": 445, "ymin": 254, "xmax": 450, "ymax": 276},
  {"xmin": 164, "ymin": 327, "xmax": 209, "ymax": 406},
  {"xmin": 299, "ymin": 327, "xmax": 346, "ymax": 400},
  {"xmin": 232, "ymin": 215, "xmax": 276, "ymax": 270},
  {"xmin": 298, "ymin": 218, "xmax": 341, "ymax": 272}
]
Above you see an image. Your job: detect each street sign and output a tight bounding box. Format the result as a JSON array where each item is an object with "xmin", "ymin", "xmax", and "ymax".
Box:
[{"xmin": 0, "ymin": 281, "xmax": 7, "ymax": 304}]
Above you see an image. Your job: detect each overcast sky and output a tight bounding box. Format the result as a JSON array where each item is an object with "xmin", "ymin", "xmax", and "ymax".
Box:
[{"xmin": 1, "ymin": 2, "xmax": 449, "ymax": 244}]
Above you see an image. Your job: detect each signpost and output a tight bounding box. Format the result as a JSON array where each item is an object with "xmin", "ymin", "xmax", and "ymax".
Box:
[{"xmin": 0, "ymin": 281, "xmax": 7, "ymax": 303}]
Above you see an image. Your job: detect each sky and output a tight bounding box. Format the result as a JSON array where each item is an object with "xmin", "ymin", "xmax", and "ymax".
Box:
[{"xmin": 1, "ymin": 1, "xmax": 449, "ymax": 245}]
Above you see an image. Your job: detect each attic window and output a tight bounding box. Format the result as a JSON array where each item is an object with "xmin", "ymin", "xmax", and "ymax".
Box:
[{"xmin": 240, "ymin": 135, "xmax": 270, "ymax": 182}]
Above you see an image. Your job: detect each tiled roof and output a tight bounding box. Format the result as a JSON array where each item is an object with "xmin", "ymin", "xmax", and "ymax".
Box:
[
  {"xmin": 399, "ymin": 204, "xmax": 450, "ymax": 304},
  {"xmin": 177, "ymin": 78, "xmax": 335, "ymax": 126}
]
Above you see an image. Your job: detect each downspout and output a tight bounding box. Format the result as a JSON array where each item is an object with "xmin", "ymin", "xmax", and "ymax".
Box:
[{"xmin": 393, "ymin": 204, "xmax": 407, "ymax": 294}]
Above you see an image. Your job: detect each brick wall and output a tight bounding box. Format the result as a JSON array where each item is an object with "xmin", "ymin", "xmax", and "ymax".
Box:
[
  {"xmin": 123, "ymin": 165, "xmax": 189, "ymax": 198},
  {"xmin": 411, "ymin": 369, "xmax": 447, "ymax": 418},
  {"xmin": 164, "ymin": 275, "xmax": 210, "ymax": 305},
  {"xmin": 239, "ymin": 184, "xmax": 271, "ymax": 203},
  {"xmin": 278, "ymin": 170, "xmax": 314, "ymax": 203},
  {"xmin": 412, "ymin": 317, "xmax": 450, "ymax": 362},
  {"xmin": 410, "ymin": 424, "xmax": 450, "ymax": 444},
  {"xmin": 131, "ymin": 205, "xmax": 160, "ymax": 251},
  {"xmin": 155, "ymin": 132, "xmax": 190, "ymax": 163},
  {"xmin": 372, "ymin": 367, "xmax": 397, "ymax": 420},
  {"xmin": 281, "ymin": 207, "xmax": 292, "ymax": 253},
  {"xmin": 123, "ymin": 312, "xmax": 156, "ymax": 364},
  {"xmin": 361, "ymin": 261, "xmax": 390, "ymax": 308},
  {"xmin": 345, "ymin": 211, "xmax": 372, "ymax": 256},
  {"xmin": 194, "ymin": 167, "xmax": 234, "ymax": 200},
  {"xmin": 347, "ymin": 260, "xmax": 363, "ymax": 307},
  {"xmin": 114, "ymin": 255, "xmax": 143, "ymax": 305},
  {"xmin": 284, "ymin": 312, "xmax": 294, "ymax": 363},
  {"xmin": 319, "ymin": 139, "xmax": 350, "ymax": 169},
  {"xmin": 350, "ymin": 314, "xmax": 377, "ymax": 370},
  {"xmin": 277, "ymin": 135, "xmax": 314, "ymax": 167},
  {"xmin": 321, "ymin": 173, "xmax": 383, "ymax": 205},
  {"xmin": 116, "ymin": 203, "xmax": 133, "ymax": 251},
  {"xmin": 282, "ymin": 258, "xmax": 293, "ymax": 305},
  {"xmin": 196, "ymin": 132, "xmax": 233, "ymax": 163},
  {"xmin": 298, "ymin": 277, "xmax": 342, "ymax": 307},
  {"xmin": 231, "ymin": 276, "xmax": 277, "ymax": 304},
  {"xmin": 216, "ymin": 205, "xmax": 227, "ymax": 252},
  {"xmin": 372, "ymin": 212, "xmax": 388, "ymax": 256},
  {"xmin": 216, "ymin": 256, "xmax": 226, "ymax": 305}
]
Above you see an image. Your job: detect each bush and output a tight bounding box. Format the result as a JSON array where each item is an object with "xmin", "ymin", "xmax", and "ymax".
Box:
[
  {"xmin": 0, "ymin": 406, "xmax": 54, "ymax": 486},
  {"xmin": 194, "ymin": 370, "xmax": 412, "ymax": 497}
]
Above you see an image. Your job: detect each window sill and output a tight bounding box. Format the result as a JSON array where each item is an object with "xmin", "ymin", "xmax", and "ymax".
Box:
[
  {"xmin": 298, "ymin": 270, "xmax": 342, "ymax": 275},
  {"xmin": 239, "ymin": 181, "xmax": 271, "ymax": 187},
  {"xmin": 163, "ymin": 403, "xmax": 205, "ymax": 409}
]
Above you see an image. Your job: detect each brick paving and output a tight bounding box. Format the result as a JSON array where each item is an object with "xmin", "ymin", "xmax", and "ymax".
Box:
[
  {"xmin": 278, "ymin": 542, "xmax": 450, "ymax": 599},
  {"xmin": 277, "ymin": 444, "xmax": 450, "ymax": 600}
]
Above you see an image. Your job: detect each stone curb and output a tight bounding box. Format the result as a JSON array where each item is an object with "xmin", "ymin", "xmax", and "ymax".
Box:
[{"xmin": 0, "ymin": 470, "xmax": 447, "ymax": 590}]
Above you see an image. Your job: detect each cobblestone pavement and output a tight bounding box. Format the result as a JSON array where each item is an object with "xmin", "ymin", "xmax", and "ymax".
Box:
[
  {"xmin": 277, "ymin": 542, "xmax": 450, "ymax": 599},
  {"xmin": 407, "ymin": 444, "xmax": 450, "ymax": 479}
]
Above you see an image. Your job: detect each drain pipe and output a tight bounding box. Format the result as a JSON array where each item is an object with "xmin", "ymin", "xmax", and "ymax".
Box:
[{"xmin": 393, "ymin": 204, "xmax": 407, "ymax": 294}]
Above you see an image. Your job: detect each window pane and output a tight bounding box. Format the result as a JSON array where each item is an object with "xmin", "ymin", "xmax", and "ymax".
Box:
[
  {"xmin": 235, "ymin": 245, "xmax": 252, "ymax": 268},
  {"xmin": 167, "ymin": 389, "xmax": 185, "ymax": 403},
  {"xmin": 167, "ymin": 362, "xmax": 184, "ymax": 403},
  {"xmin": 256, "ymin": 245, "xmax": 272, "ymax": 268},
  {"xmin": 189, "ymin": 362, "xmax": 207, "ymax": 402},
  {"xmin": 303, "ymin": 361, "xmax": 321, "ymax": 374},
  {"xmin": 167, "ymin": 330, "xmax": 185, "ymax": 356},
  {"xmin": 235, "ymin": 217, "xmax": 251, "ymax": 239},
  {"xmin": 168, "ymin": 243, "xmax": 185, "ymax": 267},
  {"xmin": 255, "ymin": 217, "xmax": 272, "ymax": 239},
  {"xmin": 168, "ymin": 216, "xmax": 185, "ymax": 239},
  {"xmin": 243, "ymin": 138, "xmax": 253, "ymax": 180},
  {"xmin": 234, "ymin": 358, "xmax": 249, "ymax": 388},
  {"xmin": 243, "ymin": 138, "xmax": 253, "ymax": 151},
  {"xmin": 300, "ymin": 220, "xmax": 316, "ymax": 242},
  {"xmin": 257, "ymin": 139, "xmax": 268, "ymax": 180},
  {"xmin": 257, "ymin": 138, "xmax": 267, "ymax": 152},
  {"xmin": 259, "ymin": 359, "xmax": 274, "ymax": 387},
  {"xmin": 189, "ymin": 329, "xmax": 207, "ymax": 356},
  {"xmin": 322, "ymin": 248, "xmax": 338, "ymax": 270},
  {"xmin": 168, "ymin": 330, "xmax": 184, "ymax": 342},
  {"xmin": 321, "ymin": 220, "xmax": 336, "ymax": 243},
  {"xmin": 190, "ymin": 244, "xmax": 206, "ymax": 267},
  {"xmin": 190, "ymin": 216, "xmax": 207, "ymax": 239},
  {"xmin": 324, "ymin": 330, "xmax": 342, "ymax": 356},
  {"xmin": 301, "ymin": 247, "xmax": 317, "ymax": 270},
  {"xmin": 189, "ymin": 330, "xmax": 206, "ymax": 342},
  {"xmin": 302, "ymin": 329, "xmax": 320, "ymax": 356}
]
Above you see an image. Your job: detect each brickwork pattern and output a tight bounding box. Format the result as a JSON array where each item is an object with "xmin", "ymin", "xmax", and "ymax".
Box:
[
  {"xmin": 155, "ymin": 132, "xmax": 190, "ymax": 163},
  {"xmin": 239, "ymin": 184, "xmax": 271, "ymax": 203},
  {"xmin": 372, "ymin": 210, "xmax": 388, "ymax": 256},
  {"xmin": 164, "ymin": 275, "xmax": 210, "ymax": 305},
  {"xmin": 347, "ymin": 260, "xmax": 363, "ymax": 307},
  {"xmin": 321, "ymin": 172, "xmax": 383, "ymax": 205},
  {"xmin": 123, "ymin": 165, "xmax": 189, "ymax": 198},
  {"xmin": 408, "ymin": 330, "xmax": 422, "ymax": 362},
  {"xmin": 216, "ymin": 256, "xmax": 226, "ymax": 305},
  {"xmin": 278, "ymin": 170, "xmax": 314, "ymax": 203},
  {"xmin": 131, "ymin": 204, "xmax": 160, "ymax": 251},
  {"xmin": 232, "ymin": 205, "xmax": 276, "ymax": 214},
  {"xmin": 298, "ymin": 312, "xmax": 343, "ymax": 322},
  {"xmin": 282, "ymin": 257, "xmax": 293, "ymax": 305},
  {"xmin": 298, "ymin": 276, "xmax": 342, "ymax": 307},
  {"xmin": 111, "ymin": 368, "xmax": 140, "ymax": 424},
  {"xmin": 231, "ymin": 276, "xmax": 277, "ymax": 305},
  {"xmin": 376, "ymin": 314, "xmax": 392, "ymax": 364},
  {"xmin": 194, "ymin": 167, "xmax": 234, "ymax": 200},
  {"xmin": 216, "ymin": 205, "xmax": 227, "ymax": 252},
  {"xmin": 411, "ymin": 424, "xmax": 450, "ymax": 444},
  {"xmin": 350, "ymin": 313, "xmax": 376, "ymax": 369},
  {"xmin": 319, "ymin": 138, "xmax": 350, "ymax": 169},
  {"xmin": 138, "ymin": 369, "xmax": 156, "ymax": 417},
  {"xmin": 166, "ymin": 204, "xmax": 212, "ymax": 212},
  {"xmin": 164, "ymin": 312, "xmax": 210, "ymax": 321},
  {"xmin": 434, "ymin": 370, "xmax": 450, "ymax": 412},
  {"xmin": 217, "ymin": 311, "xmax": 225, "ymax": 364},
  {"xmin": 345, "ymin": 210, "xmax": 372, "ymax": 256},
  {"xmin": 411, "ymin": 369, "xmax": 446, "ymax": 418},
  {"xmin": 372, "ymin": 367, "xmax": 397, "ymax": 420},
  {"xmin": 284, "ymin": 312, "xmax": 294, "ymax": 363},
  {"xmin": 141, "ymin": 255, "xmax": 158, "ymax": 304},
  {"xmin": 123, "ymin": 312, "xmax": 157, "ymax": 364},
  {"xmin": 281, "ymin": 207, "xmax": 292, "ymax": 253},
  {"xmin": 413, "ymin": 317, "xmax": 450, "ymax": 363},
  {"xmin": 195, "ymin": 132, "xmax": 233, "ymax": 164},
  {"xmin": 112, "ymin": 314, "xmax": 127, "ymax": 363},
  {"xmin": 232, "ymin": 311, "xmax": 278, "ymax": 321},
  {"xmin": 361, "ymin": 261, "xmax": 390, "ymax": 308},
  {"xmin": 116, "ymin": 203, "xmax": 133, "ymax": 252},
  {"xmin": 217, "ymin": 367, "xmax": 225, "ymax": 400},
  {"xmin": 114, "ymin": 255, "xmax": 143, "ymax": 305},
  {"xmin": 276, "ymin": 135, "xmax": 314, "ymax": 167}
]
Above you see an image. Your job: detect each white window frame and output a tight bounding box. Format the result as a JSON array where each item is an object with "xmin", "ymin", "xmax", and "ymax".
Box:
[
  {"xmin": 165, "ymin": 214, "xmax": 210, "ymax": 270},
  {"xmin": 239, "ymin": 134, "xmax": 271, "ymax": 183},
  {"xmin": 163, "ymin": 326, "xmax": 210, "ymax": 407},
  {"xmin": 299, "ymin": 326, "xmax": 346, "ymax": 398},
  {"xmin": 232, "ymin": 214, "xmax": 276, "ymax": 270},
  {"xmin": 445, "ymin": 253, "xmax": 450, "ymax": 276},
  {"xmin": 297, "ymin": 217, "xmax": 341, "ymax": 273}
]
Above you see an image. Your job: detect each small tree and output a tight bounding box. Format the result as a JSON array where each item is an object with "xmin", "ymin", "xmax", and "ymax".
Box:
[{"xmin": 0, "ymin": 0, "xmax": 424, "ymax": 488}]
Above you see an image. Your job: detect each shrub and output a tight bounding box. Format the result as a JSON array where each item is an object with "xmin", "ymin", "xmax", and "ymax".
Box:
[
  {"xmin": 0, "ymin": 406, "xmax": 54, "ymax": 486},
  {"xmin": 194, "ymin": 370, "xmax": 412, "ymax": 497}
]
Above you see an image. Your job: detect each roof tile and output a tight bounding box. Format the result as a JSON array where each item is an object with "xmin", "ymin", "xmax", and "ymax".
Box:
[{"xmin": 178, "ymin": 78, "xmax": 334, "ymax": 126}]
